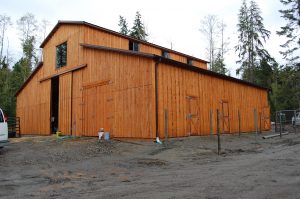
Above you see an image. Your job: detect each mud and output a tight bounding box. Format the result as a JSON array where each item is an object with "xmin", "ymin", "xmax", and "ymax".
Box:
[{"xmin": 1, "ymin": 131, "xmax": 300, "ymax": 198}]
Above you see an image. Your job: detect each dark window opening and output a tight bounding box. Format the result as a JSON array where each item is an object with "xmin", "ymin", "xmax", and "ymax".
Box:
[
  {"xmin": 129, "ymin": 41, "xmax": 139, "ymax": 51},
  {"xmin": 51, "ymin": 76, "xmax": 59, "ymax": 133},
  {"xmin": 187, "ymin": 58, "xmax": 193, "ymax": 65},
  {"xmin": 162, "ymin": 51, "xmax": 170, "ymax": 58},
  {"xmin": 56, "ymin": 42, "xmax": 67, "ymax": 68}
]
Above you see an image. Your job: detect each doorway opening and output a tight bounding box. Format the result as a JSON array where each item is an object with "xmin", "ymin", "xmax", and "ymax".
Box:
[{"xmin": 51, "ymin": 76, "xmax": 59, "ymax": 134}]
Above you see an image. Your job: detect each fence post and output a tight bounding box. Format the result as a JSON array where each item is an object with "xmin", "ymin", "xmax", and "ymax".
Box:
[
  {"xmin": 217, "ymin": 109, "xmax": 221, "ymax": 155},
  {"xmin": 164, "ymin": 109, "xmax": 168, "ymax": 144},
  {"xmin": 238, "ymin": 110, "xmax": 241, "ymax": 136},
  {"xmin": 259, "ymin": 112, "xmax": 262, "ymax": 134},
  {"xmin": 279, "ymin": 111, "xmax": 282, "ymax": 138},
  {"xmin": 294, "ymin": 110, "xmax": 297, "ymax": 134},
  {"xmin": 254, "ymin": 109, "xmax": 258, "ymax": 137},
  {"xmin": 210, "ymin": 109, "xmax": 213, "ymax": 136},
  {"xmin": 275, "ymin": 111, "xmax": 278, "ymax": 133}
]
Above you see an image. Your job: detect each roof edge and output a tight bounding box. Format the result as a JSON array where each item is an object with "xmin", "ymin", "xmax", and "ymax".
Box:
[
  {"xmin": 40, "ymin": 20, "xmax": 209, "ymax": 64},
  {"xmin": 155, "ymin": 56, "xmax": 270, "ymax": 91},
  {"xmin": 81, "ymin": 43, "xmax": 270, "ymax": 91},
  {"xmin": 15, "ymin": 62, "xmax": 43, "ymax": 97}
]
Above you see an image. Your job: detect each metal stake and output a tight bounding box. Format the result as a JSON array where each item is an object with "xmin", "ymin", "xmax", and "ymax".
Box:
[
  {"xmin": 217, "ymin": 109, "xmax": 221, "ymax": 155},
  {"xmin": 238, "ymin": 110, "xmax": 241, "ymax": 136}
]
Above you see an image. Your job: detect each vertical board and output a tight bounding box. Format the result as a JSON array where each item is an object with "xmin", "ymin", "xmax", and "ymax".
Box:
[
  {"xmin": 58, "ymin": 73, "xmax": 72, "ymax": 135},
  {"xmin": 71, "ymin": 69, "xmax": 83, "ymax": 136},
  {"xmin": 157, "ymin": 63, "xmax": 270, "ymax": 138},
  {"xmin": 16, "ymin": 68, "xmax": 51, "ymax": 135}
]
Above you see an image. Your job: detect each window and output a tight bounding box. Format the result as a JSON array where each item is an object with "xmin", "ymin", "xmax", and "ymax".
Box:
[
  {"xmin": 56, "ymin": 42, "xmax": 67, "ymax": 68},
  {"xmin": 162, "ymin": 51, "xmax": 170, "ymax": 58},
  {"xmin": 187, "ymin": 58, "xmax": 193, "ymax": 65},
  {"xmin": 129, "ymin": 41, "xmax": 139, "ymax": 51}
]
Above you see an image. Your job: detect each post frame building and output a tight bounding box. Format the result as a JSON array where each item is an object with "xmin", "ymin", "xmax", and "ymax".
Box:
[{"xmin": 16, "ymin": 21, "xmax": 271, "ymax": 138}]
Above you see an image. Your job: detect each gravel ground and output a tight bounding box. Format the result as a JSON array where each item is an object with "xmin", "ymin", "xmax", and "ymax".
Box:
[{"xmin": 0, "ymin": 129, "xmax": 300, "ymax": 199}]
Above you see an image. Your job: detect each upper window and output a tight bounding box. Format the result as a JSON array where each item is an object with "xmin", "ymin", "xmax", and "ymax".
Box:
[
  {"xmin": 129, "ymin": 41, "xmax": 139, "ymax": 52},
  {"xmin": 56, "ymin": 42, "xmax": 67, "ymax": 68},
  {"xmin": 162, "ymin": 51, "xmax": 170, "ymax": 58},
  {"xmin": 187, "ymin": 58, "xmax": 193, "ymax": 65}
]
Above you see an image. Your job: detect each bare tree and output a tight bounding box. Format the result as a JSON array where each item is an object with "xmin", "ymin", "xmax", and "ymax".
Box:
[
  {"xmin": 219, "ymin": 20, "xmax": 229, "ymax": 60},
  {"xmin": 17, "ymin": 13, "xmax": 37, "ymax": 41},
  {"xmin": 199, "ymin": 15, "xmax": 221, "ymax": 70},
  {"xmin": 40, "ymin": 19, "xmax": 51, "ymax": 41},
  {"xmin": 0, "ymin": 14, "xmax": 12, "ymax": 61}
]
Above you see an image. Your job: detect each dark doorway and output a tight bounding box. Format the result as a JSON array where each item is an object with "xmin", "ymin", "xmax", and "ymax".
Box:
[{"xmin": 51, "ymin": 76, "xmax": 59, "ymax": 133}]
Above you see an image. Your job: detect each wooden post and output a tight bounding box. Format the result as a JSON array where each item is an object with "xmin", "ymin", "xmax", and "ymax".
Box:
[
  {"xmin": 254, "ymin": 109, "xmax": 258, "ymax": 135},
  {"xmin": 217, "ymin": 109, "xmax": 221, "ymax": 155},
  {"xmin": 279, "ymin": 111, "xmax": 282, "ymax": 138},
  {"xmin": 275, "ymin": 111, "xmax": 278, "ymax": 133},
  {"xmin": 259, "ymin": 112, "xmax": 262, "ymax": 134},
  {"xmin": 238, "ymin": 110, "xmax": 241, "ymax": 136},
  {"xmin": 210, "ymin": 109, "xmax": 213, "ymax": 136},
  {"xmin": 293, "ymin": 110, "xmax": 297, "ymax": 134},
  {"xmin": 164, "ymin": 109, "xmax": 168, "ymax": 143}
]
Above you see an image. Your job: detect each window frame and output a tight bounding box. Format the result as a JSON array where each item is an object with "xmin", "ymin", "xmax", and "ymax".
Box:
[
  {"xmin": 56, "ymin": 41, "xmax": 68, "ymax": 69},
  {"xmin": 129, "ymin": 41, "xmax": 140, "ymax": 52},
  {"xmin": 162, "ymin": 51, "xmax": 170, "ymax": 59},
  {"xmin": 187, "ymin": 58, "xmax": 193, "ymax": 65}
]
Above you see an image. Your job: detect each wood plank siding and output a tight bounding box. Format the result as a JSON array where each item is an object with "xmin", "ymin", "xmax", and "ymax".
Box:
[
  {"xmin": 16, "ymin": 21, "xmax": 270, "ymax": 138},
  {"xmin": 156, "ymin": 63, "xmax": 269, "ymax": 138},
  {"xmin": 16, "ymin": 67, "xmax": 51, "ymax": 135}
]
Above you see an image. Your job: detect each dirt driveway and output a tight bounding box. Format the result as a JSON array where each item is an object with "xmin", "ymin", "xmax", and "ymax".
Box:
[{"xmin": 1, "ymin": 131, "xmax": 300, "ymax": 199}]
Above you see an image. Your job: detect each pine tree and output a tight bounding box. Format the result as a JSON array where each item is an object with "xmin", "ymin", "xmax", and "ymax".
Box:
[
  {"xmin": 235, "ymin": 0, "xmax": 271, "ymax": 83},
  {"xmin": 213, "ymin": 51, "xmax": 228, "ymax": 75},
  {"xmin": 118, "ymin": 16, "xmax": 129, "ymax": 35},
  {"xmin": 129, "ymin": 11, "xmax": 148, "ymax": 41},
  {"xmin": 277, "ymin": 0, "xmax": 300, "ymax": 64}
]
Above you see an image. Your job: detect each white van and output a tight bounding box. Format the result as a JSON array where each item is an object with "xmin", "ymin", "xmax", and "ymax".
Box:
[{"xmin": 0, "ymin": 108, "xmax": 8, "ymax": 148}]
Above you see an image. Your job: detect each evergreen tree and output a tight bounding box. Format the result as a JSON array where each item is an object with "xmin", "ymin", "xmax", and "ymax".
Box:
[
  {"xmin": 213, "ymin": 51, "xmax": 228, "ymax": 75},
  {"xmin": 271, "ymin": 66, "xmax": 300, "ymax": 110},
  {"xmin": 235, "ymin": 0, "xmax": 271, "ymax": 83},
  {"xmin": 277, "ymin": 0, "xmax": 300, "ymax": 64},
  {"xmin": 0, "ymin": 57, "xmax": 12, "ymax": 115},
  {"xmin": 118, "ymin": 16, "xmax": 129, "ymax": 35},
  {"xmin": 129, "ymin": 11, "xmax": 148, "ymax": 41}
]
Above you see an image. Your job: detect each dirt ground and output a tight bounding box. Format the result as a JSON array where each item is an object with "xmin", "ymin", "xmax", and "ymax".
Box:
[{"xmin": 1, "ymin": 128, "xmax": 300, "ymax": 199}]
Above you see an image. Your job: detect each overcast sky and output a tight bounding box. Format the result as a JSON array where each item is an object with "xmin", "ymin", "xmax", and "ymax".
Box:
[{"xmin": 1, "ymin": 0, "xmax": 288, "ymax": 77}]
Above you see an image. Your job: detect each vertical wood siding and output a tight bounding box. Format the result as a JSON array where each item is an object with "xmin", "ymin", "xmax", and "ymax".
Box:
[
  {"xmin": 157, "ymin": 63, "xmax": 270, "ymax": 138},
  {"xmin": 16, "ymin": 24, "xmax": 269, "ymax": 138},
  {"xmin": 58, "ymin": 73, "xmax": 72, "ymax": 134},
  {"xmin": 81, "ymin": 48, "xmax": 156, "ymax": 138},
  {"xmin": 16, "ymin": 69, "xmax": 51, "ymax": 135}
]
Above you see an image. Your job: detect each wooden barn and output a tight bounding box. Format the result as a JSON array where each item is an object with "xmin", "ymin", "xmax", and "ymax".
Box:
[{"xmin": 16, "ymin": 21, "xmax": 271, "ymax": 138}]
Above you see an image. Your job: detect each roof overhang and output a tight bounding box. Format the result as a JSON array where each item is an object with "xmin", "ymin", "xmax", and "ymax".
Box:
[
  {"xmin": 15, "ymin": 62, "xmax": 43, "ymax": 97},
  {"xmin": 81, "ymin": 43, "xmax": 270, "ymax": 91},
  {"xmin": 41, "ymin": 20, "xmax": 209, "ymax": 64}
]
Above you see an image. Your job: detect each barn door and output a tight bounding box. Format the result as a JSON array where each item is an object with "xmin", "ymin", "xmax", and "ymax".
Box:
[
  {"xmin": 58, "ymin": 73, "xmax": 72, "ymax": 135},
  {"xmin": 83, "ymin": 86, "xmax": 97, "ymax": 136},
  {"xmin": 262, "ymin": 106, "xmax": 270, "ymax": 130},
  {"xmin": 82, "ymin": 81, "xmax": 113, "ymax": 136},
  {"xmin": 186, "ymin": 96, "xmax": 200, "ymax": 136},
  {"xmin": 221, "ymin": 100, "xmax": 230, "ymax": 133}
]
